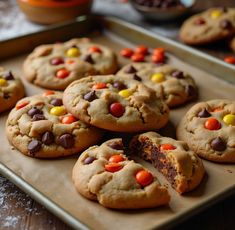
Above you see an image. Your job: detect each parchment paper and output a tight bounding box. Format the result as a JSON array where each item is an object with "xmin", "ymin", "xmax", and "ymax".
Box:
[{"xmin": 0, "ymin": 33, "xmax": 235, "ymax": 230}]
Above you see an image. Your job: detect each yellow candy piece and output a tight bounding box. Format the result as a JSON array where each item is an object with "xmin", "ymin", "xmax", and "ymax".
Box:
[
  {"xmin": 223, "ymin": 114, "xmax": 235, "ymax": 126},
  {"xmin": 151, "ymin": 73, "xmax": 165, "ymax": 83},
  {"xmin": 118, "ymin": 89, "xmax": 132, "ymax": 98},
  {"xmin": 0, "ymin": 78, "xmax": 7, "ymax": 86},
  {"xmin": 210, "ymin": 10, "xmax": 222, "ymax": 19},
  {"xmin": 66, "ymin": 47, "xmax": 80, "ymax": 57},
  {"xmin": 50, "ymin": 106, "xmax": 66, "ymax": 116}
]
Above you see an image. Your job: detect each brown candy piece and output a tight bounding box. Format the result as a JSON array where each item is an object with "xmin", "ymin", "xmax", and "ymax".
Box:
[
  {"xmin": 28, "ymin": 107, "xmax": 43, "ymax": 117},
  {"xmin": 198, "ymin": 108, "xmax": 211, "ymax": 118},
  {"xmin": 211, "ymin": 137, "xmax": 226, "ymax": 151},
  {"xmin": 50, "ymin": 98, "xmax": 63, "ymax": 106},
  {"xmin": 83, "ymin": 54, "xmax": 94, "ymax": 64},
  {"xmin": 171, "ymin": 70, "xmax": 184, "ymax": 79},
  {"xmin": 83, "ymin": 91, "xmax": 97, "ymax": 102},
  {"xmin": 41, "ymin": 131, "xmax": 54, "ymax": 145},
  {"xmin": 107, "ymin": 141, "xmax": 124, "ymax": 150},
  {"xmin": 220, "ymin": 19, "xmax": 232, "ymax": 29},
  {"xmin": 59, "ymin": 133, "xmax": 74, "ymax": 149},
  {"xmin": 4, "ymin": 71, "xmax": 14, "ymax": 80},
  {"xmin": 113, "ymin": 81, "xmax": 127, "ymax": 90},
  {"xmin": 28, "ymin": 140, "xmax": 42, "ymax": 154},
  {"xmin": 32, "ymin": 114, "xmax": 46, "ymax": 121},
  {"xmin": 84, "ymin": 156, "xmax": 96, "ymax": 164},
  {"xmin": 125, "ymin": 65, "xmax": 137, "ymax": 74},
  {"xmin": 185, "ymin": 85, "xmax": 197, "ymax": 97},
  {"xmin": 133, "ymin": 74, "xmax": 142, "ymax": 81}
]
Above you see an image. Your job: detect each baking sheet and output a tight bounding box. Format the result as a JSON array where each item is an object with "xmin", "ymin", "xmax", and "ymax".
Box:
[{"xmin": 0, "ymin": 17, "xmax": 235, "ymax": 230}]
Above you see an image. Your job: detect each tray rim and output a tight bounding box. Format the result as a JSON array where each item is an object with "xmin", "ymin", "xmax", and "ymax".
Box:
[{"xmin": 0, "ymin": 15, "xmax": 235, "ymax": 230}]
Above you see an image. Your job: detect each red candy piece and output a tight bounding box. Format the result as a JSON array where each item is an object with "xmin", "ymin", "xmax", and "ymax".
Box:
[
  {"xmin": 92, "ymin": 82, "xmax": 107, "ymax": 90},
  {"xmin": 135, "ymin": 45, "xmax": 148, "ymax": 55},
  {"xmin": 105, "ymin": 163, "xmax": 123, "ymax": 172},
  {"xmin": 16, "ymin": 101, "xmax": 29, "ymax": 110},
  {"xmin": 204, "ymin": 118, "xmax": 221, "ymax": 130},
  {"xmin": 151, "ymin": 53, "xmax": 165, "ymax": 63},
  {"xmin": 61, "ymin": 115, "xmax": 77, "ymax": 124},
  {"xmin": 43, "ymin": 91, "xmax": 55, "ymax": 96},
  {"xmin": 131, "ymin": 53, "xmax": 145, "ymax": 62},
  {"xmin": 224, "ymin": 56, "xmax": 235, "ymax": 64},
  {"xmin": 153, "ymin": 47, "xmax": 165, "ymax": 56},
  {"xmin": 160, "ymin": 144, "xmax": 176, "ymax": 152},
  {"xmin": 89, "ymin": 46, "xmax": 102, "ymax": 53},
  {"xmin": 51, "ymin": 57, "xmax": 64, "ymax": 65},
  {"xmin": 109, "ymin": 102, "xmax": 125, "ymax": 117},
  {"xmin": 136, "ymin": 170, "xmax": 153, "ymax": 187},
  {"xmin": 109, "ymin": 154, "xmax": 125, "ymax": 163},
  {"xmin": 120, "ymin": 48, "xmax": 134, "ymax": 58},
  {"xmin": 56, "ymin": 69, "xmax": 70, "ymax": 79}
]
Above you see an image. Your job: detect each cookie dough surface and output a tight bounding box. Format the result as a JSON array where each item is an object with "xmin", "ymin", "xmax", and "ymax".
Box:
[
  {"xmin": 63, "ymin": 75, "xmax": 169, "ymax": 132},
  {"xmin": 117, "ymin": 63, "xmax": 198, "ymax": 107},
  {"xmin": 177, "ymin": 100, "xmax": 235, "ymax": 163},
  {"xmin": 6, "ymin": 92, "xmax": 103, "ymax": 158},
  {"xmin": 23, "ymin": 38, "xmax": 118, "ymax": 90},
  {"xmin": 72, "ymin": 138, "xmax": 170, "ymax": 209},
  {"xmin": 180, "ymin": 8, "xmax": 235, "ymax": 45},
  {"xmin": 0, "ymin": 68, "xmax": 25, "ymax": 113}
]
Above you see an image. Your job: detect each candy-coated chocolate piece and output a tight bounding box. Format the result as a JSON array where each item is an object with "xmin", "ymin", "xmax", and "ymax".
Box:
[
  {"xmin": 50, "ymin": 98, "xmax": 63, "ymax": 106},
  {"xmin": 83, "ymin": 91, "xmax": 97, "ymax": 102},
  {"xmin": 135, "ymin": 45, "xmax": 148, "ymax": 55},
  {"xmin": 61, "ymin": 115, "xmax": 77, "ymax": 124},
  {"xmin": 32, "ymin": 114, "xmax": 46, "ymax": 121},
  {"xmin": 113, "ymin": 81, "xmax": 127, "ymax": 90},
  {"xmin": 194, "ymin": 17, "xmax": 206, "ymax": 25},
  {"xmin": 125, "ymin": 65, "xmax": 137, "ymax": 74},
  {"xmin": 133, "ymin": 74, "xmax": 142, "ymax": 81},
  {"xmin": 16, "ymin": 101, "xmax": 29, "ymax": 110},
  {"xmin": 224, "ymin": 56, "xmax": 235, "ymax": 64},
  {"xmin": 198, "ymin": 108, "xmax": 211, "ymax": 118},
  {"xmin": 66, "ymin": 47, "xmax": 80, "ymax": 57},
  {"xmin": 223, "ymin": 114, "xmax": 235, "ymax": 126},
  {"xmin": 82, "ymin": 54, "xmax": 94, "ymax": 64},
  {"xmin": 43, "ymin": 91, "xmax": 55, "ymax": 96},
  {"xmin": 135, "ymin": 170, "xmax": 153, "ymax": 187},
  {"xmin": 105, "ymin": 163, "xmax": 123, "ymax": 172},
  {"xmin": 28, "ymin": 107, "xmax": 43, "ymax": 118},
  {"xmin": 212, "ymin": 107, "xmax": 223, "ymax": 112},
  {"xmin": 210, "ymin": 10, "xmax": 222, "ymax": 19},
  {"xmin": 211, "ymin": 137, "xmax": 226, "ymax": 151},
  {"xmin": 107, "ymin": 141, "xmax": 124, "ymax": 150},
  {"xmin": 109, "ymin": 102, "xmax": 125, "ymax": 117},
  {"xmin": 151, "ymin": 53, "xmax": 165, "ymax": 63},
  {"xmin": 131, "ymin": 53, "xmax": 145, "ymax": 62},
  {"xmin": 59, "ymin": 133, "xmax": 74, "ymax": 149},
  {"xmin": 109, "ymin": 154, "xmax": 125, "ymax": 163},
  {"xmin": 84, "ymin": 156, "xmax": 96, "ymax": 164},
  {"xmin": 28, "ymin": 140, "xmax": 41, "ymax": 154},
  {"xmin": 120, "ymin": 48, "xmax": 134, "ymax": 58},
  {"xmin": 151, "ymin": 73, "xmax": 165, "ymax": 83},
  {"xmin": 204, "ymin": 118, "xmax": 221, "ymax": 130},
  {"xmin": 51, "ymin": 57, "xmax": 64, "ymax": 65},
  {"xmin": 171, "ymin": 70, "xmax": 184, "ymax": 79},
  {"xmin": 0, "ymin": 78, "xmax": 7, "ymax": 86},
  {"xmin": 185, "ymin": 85, "xmax": 197, "ymax": 97},
  {"xmin": 4, "ymin": 71, "xmax": 14, "ymax": 80},
  {"xmin": 160, "ymin": 143, "xmax": 176, "ymax": 151},
  {"xmin": 41, "ymin": 131, "xmax": 54, "ymax": 145},
  {"xmin": 92, "ymin": 82, "xmax": 107, "ymax": 90},
  {"xmin": 118, "ymin": 89, "xmax": 132, "ymax": 98},
  {"xmin": 50, "ymin": 106, "xmax": 66, "ymax": 116},
  {"xmin": 56, "ymin": 69, "xmax": 70, "ymax": 79},
  {"xmin": 153, "ymin": 47, "xmax": 165, "ymax": 56},
  {"xmin": 89, "ymin": 46, "xmax": 102, "ymax": 53}
]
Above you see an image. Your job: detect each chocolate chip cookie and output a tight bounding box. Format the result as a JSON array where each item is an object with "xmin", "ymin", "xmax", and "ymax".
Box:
[
  {"xmin": 6, "ymin": 91, "xmax": 103, "ymax": 158},
  {"xmin": 129, "ymin": 132, "xmax": 205, "ymax": 194},
  {"xmin": 180, "ymin": 7, "xmax": 235, "ymax": 45},
  {"xmin": 63, "ymin": 75, "xmax": 169, "ymax": 132},
  {"xmin": 177, "ymin": 100, "xmax": 235, "ymax": 163},
  {"xmin": 72, "ymin": 138, "xmax": 170, "ymax": 209},
  {"xmin": 23, "ymin": 38, "xmax": 118, "ymax": 90},
  {"xmin": 117, "ymin": 63, "xmax": 198, "ymax": 107},
  {"xmin": 0, "ymin": 68, "xmax": 25, "ymax": 113},
  {"xmin": 230, "ymin": 36, "xmax": 235, "ymax": 52}
]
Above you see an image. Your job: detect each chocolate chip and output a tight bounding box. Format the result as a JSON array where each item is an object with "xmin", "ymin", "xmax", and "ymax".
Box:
[
  {"xmin": 3, "ymin": 92, "xmax": 10, "ymax": 99},
  {"xmin": 125, "ymin": 65, "xmax": 137, "ymax": 74},
  {"xmin": 32, "ymin": 114, "xmax": 46, "ymax": 121},
  {"xmin": 50, "ymin": 98, "xmax": 63, "ymax": 106},
  {"xmin": 28, "ymin": 140, "xmax": 41, "ymax": 154},
  {"xmin": 107, "ymin": 141, "xmax": 124, "ymax": 150},
  {"xmin": 220, "ymin": 19, "xmax": 232, "ymax": 29},
  {"xmin": 211, "ymin": 137, "xmax": 226, "ymax": 151},
  {"xmin": 221, "ymin": 6, "xmax": 227, "ymax": 12},
  {"xmin": 84, "ymin": 156, "xmax": 96, "ymax": 164},
  {"xmin": 185, "ymin": 85, "xmax": 197, "ymax": 97},
  {"xmin": 41, "ymin": 131, "xmax": 54, "ymax": 145},
  {"xmin": 4, "ymin": 71, "xmax": 14, "ymax": 80},
  {"xmin": 198, "ymin": 108, "xmax": 211, "ymax": 118},
  {"xmin": 171, "ymin": 70, "xmax": 184, "ymax": 79},
  {"xmin": 113, "ymin": 81, "xmax": 127, "ymax": 90},
  {"xmin": 133, "ymin": 74, "xmax": 142, "ymax": 81},
  {"xmin": 83, "ymin": 91, "xmax": 97, "ymax": 102},
  {"xmin": 28, "ymin": 107, "xmax": 43, "ymax": 118},
  {"xmin": 83, "ymin": 54, "xmax": 94, "ymax": 64},
  {"xmin": 59, "ymin": 134, "xmax": 74, "ymax": 149}
]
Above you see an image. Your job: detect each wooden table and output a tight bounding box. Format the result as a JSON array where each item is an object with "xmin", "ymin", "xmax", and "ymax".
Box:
[{"xmin": 1, "ymin": 0, "xmax": 235, "ymax": 229}]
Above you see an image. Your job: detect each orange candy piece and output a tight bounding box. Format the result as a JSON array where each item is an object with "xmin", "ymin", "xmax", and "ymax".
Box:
[
  {"xmin": 151, "ymin": 53, "xmax": 165, "ymax": 63},
  {"xmin": 212, "ymin": 107, "xmax": 223, "ymax": 112},
  {"xmin": 153, "ymin": 47, "xmax": 165, "ymax": 56},
  {"xmin": 89, "ymin": 46, "xmax": 102, "ymax": 53},
  {"xmin": 56, "ymin": 69, "xmax": 70, "ymax": 79},
  {"xmin": 131, "ymin": 53, "xmax": 145, "ymax": 62},
  {"xmin": 160, "ymin": 144, "xmax": 176, "ymax": 152},
  {"xmin": 224, "ymin": 56, "xmax": 235, "ymax": 64},
  {"xmin": 16, "ymin": 101, "xmax": 29, "ymax": 110},
  {"xmin": 204, "ymin": 118, "xmax": 221, "ymax": 130},
  {"xmin": 92, "ymin": 82, "xmax": 107, "ymax": 89},
  {"xmin": 66, "ymin": 59, "xmax": 75, "ymax": 64},
  {"xmin": 135, "ymin": 170, "xmax": 153, "ymax": 187},
  {"xmin": 120, "ymin": 48, "xmax": 134, "ymax": 58},
  {"xmin": 105, "ymin": 163, "xmax": 123, "ymax": 173},
  {"xmin": 109, "ymin": 154, "xmax": 125, "ymax": 163},
  {"xmin": 61, "ymin": 115, "xmax": 77, "ymax": 124},
  {"xmin": 135, "ymin": 45, "xmax": 148, "ymax": 55},
  {"xmin": 43, "ymin": 91, "xmax": 55, "ymax": 96}
]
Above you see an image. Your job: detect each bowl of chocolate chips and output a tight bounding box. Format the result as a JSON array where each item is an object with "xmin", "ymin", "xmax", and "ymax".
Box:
[{"xmin": 130, "ymin": 0, "xmax": 195, "ymax": 21}]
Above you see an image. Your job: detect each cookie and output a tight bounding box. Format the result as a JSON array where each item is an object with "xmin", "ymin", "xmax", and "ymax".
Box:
[
  {"xmin": 180, "ymin": 7, "xmax": 235, "ymax": 45},
  {"xmin": 6, "ymin": 91, "xmax": 103, "ymax": 158},
  {"xmin": 23, "ymin": 38, "xmax": 118, "ymax": 90},
  {"xmin": 230, "ymin": 36, "xmax": 235, "ymax": 52},
  {"xmin": 63, "ymin": 75, "xmax": 169, "ymax": 132},
  {"xmin": 72, "ymin": 138, "xmax": 170, "ymax": 209},
  {"xmin": 177, "ymin": 100, "xmax": 235, "ymax": 163},
  {"xmin": 129, "ymin": 132, "xmax": 205, "ymax": 194},
  {"xmin": 0, "ymin": 68, "xmax": 24, "ymax": 113},
  {"xmin": 117, "ymin": 63, "xmax": 198, "ymax": 107}
]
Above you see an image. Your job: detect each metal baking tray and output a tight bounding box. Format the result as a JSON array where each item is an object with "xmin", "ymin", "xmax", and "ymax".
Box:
[{"xmin": 0, "ymin": 15, "xmax": 234, "ymax": 230}]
